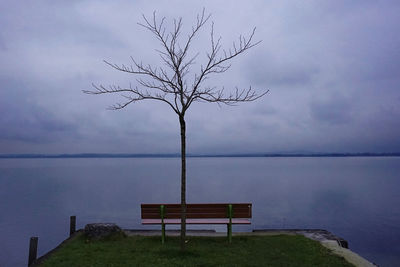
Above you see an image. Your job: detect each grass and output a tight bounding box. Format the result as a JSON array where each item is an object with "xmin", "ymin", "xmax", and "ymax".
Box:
[{"xmin": 39, "ymin": 232, "xmax": 354, "ymax": 267}]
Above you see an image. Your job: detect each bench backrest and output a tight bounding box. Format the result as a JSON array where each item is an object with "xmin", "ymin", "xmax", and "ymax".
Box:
[{"xmin": 141, "ymin": 203, "xmax": 252, "ymax": 219}]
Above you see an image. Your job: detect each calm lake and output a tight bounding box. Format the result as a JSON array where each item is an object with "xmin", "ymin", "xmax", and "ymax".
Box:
[{"xmin": 0, "ymin": 157, "xmax": 399, "ymax": 266}]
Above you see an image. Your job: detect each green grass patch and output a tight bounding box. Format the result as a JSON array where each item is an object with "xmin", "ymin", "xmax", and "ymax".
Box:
[{"xmin": 39, "ymin": 233, "xmax": 354, "ymax": 266}]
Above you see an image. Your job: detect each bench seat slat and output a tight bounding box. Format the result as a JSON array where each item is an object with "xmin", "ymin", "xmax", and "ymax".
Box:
[
  {"xmin": 142, "ymin": 213, "xmax": 251, "ymax": 219},
  {"xmin": 142, "ymin": 218, "xmax": 251, "ymax": 225},
  {"xmin": 142, "ymin": 206, "xmax": 251, "ymax": 211}
]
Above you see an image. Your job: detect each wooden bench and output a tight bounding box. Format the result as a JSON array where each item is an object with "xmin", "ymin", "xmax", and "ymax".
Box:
[{"xmin": 141, "ymin": 203, "xmax": 252, "ymax": 243}]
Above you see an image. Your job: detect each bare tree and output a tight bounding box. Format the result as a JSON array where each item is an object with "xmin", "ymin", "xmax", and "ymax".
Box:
[{"xmin": 84, "ymin": 9, "xmax": 268, "ymax": 250}]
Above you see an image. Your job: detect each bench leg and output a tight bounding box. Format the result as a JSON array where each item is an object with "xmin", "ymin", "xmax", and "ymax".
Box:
[
  {"xmin": 161, "ymin": 222, "xmax": 165, "ymax": 244},
  {"xmin": 160, "ymin": 205, "xmax": 165, "ymax": 244},
  {"xmin": 227, "ymin": 223, "xmax": 232, "ymax": 243},
  {"xmin": 227, "ymin": 204, "xmax": 232, "ymax": 243}
]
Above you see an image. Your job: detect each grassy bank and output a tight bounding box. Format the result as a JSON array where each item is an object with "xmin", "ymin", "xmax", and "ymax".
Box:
[{"xmin": 38, "ymin": 233, "xmax": 354, "ymax": 266}]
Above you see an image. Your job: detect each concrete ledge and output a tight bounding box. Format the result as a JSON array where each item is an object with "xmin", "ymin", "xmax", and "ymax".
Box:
[{"xmin": 320, "ymin": 240, "xmax": 376, "ymax": 267}]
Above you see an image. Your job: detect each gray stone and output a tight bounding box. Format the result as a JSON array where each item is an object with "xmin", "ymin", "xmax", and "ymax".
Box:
[{"xmin": 84, "ymin": 223, "xmax": 123, "ymax": 239}]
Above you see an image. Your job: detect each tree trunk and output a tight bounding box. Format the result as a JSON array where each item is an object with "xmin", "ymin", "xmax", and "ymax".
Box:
[{"xmin": 179, "ymin": 115, "xmax": 187, "ymax": 250}]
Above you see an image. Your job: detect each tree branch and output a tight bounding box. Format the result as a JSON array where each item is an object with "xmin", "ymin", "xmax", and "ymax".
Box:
[
  {"xmin": 84, "ymin": 83, "xmax": 180, "ymax": 114},
  {"xmin": 86, "ymin": 9, "xmax": 267, "ymax": 115}
]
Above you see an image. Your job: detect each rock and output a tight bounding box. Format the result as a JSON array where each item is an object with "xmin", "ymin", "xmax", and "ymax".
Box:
[{"xmin": 84, "ymin": 223, "xmax": 124, "ymax": 239}]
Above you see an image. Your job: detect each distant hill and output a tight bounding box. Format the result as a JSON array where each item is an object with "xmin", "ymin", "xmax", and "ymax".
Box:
[{"xmin": 0, "ymin": 152, "xmax": 399, "ymax": 159}]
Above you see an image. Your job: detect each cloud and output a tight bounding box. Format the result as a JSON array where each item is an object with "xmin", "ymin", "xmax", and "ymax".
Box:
[
  {"xmin": 310, "ymin": 93, "xmax": 354, "ymax": 125},
  {"xmin": 0, "ymin": 0, "xmax": 400, "ymax": 153},
  {"xmin": 0, "ymin": 77, "xmax": 77, "ymax": 143}
]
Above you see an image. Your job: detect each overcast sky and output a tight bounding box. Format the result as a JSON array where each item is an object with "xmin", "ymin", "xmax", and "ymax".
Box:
[{"xmin": 1, "ymin": 0, "xmax": 399, "ymax": 154}]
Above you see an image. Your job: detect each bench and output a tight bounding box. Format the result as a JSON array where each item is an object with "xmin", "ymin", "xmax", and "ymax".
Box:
[{"xmin": 141, "ymin": 203, "xmax": 252, "ymax": 243}]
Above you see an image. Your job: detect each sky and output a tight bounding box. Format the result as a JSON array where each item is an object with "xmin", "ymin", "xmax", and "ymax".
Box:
[{"xmin": 1, "ymin": 0, "xmax": 399, "ymax": 154}]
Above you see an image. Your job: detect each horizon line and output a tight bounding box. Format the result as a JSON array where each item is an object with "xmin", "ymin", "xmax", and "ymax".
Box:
[{"xmin": 1, "ymin": 152, "xmax": 400, "ymax": 159}]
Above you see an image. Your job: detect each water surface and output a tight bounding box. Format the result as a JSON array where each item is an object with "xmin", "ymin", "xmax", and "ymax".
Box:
[{"xmin": 0, "ymin": 157, "xmax": 399, "ymax": 266}]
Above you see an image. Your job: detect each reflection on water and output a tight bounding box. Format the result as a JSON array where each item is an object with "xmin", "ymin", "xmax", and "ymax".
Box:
[{"xmin": 0, "ymin": 157, "xmax": 399, "ymax": 266}]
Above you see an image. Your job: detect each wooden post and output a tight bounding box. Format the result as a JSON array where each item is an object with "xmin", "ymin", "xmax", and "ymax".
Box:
[
  {"xmin": 28, "ymin": 237, "xmax": 38, "ymax": 266},
  {"xmin": 70, "ymin": 216, "xmax": 76, "ymax": 237}
]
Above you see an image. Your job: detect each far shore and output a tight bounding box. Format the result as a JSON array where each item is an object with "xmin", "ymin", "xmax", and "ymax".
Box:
[{"xmin": 1, "ymin": 152, "xmax": 400, "ymax": 159}]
